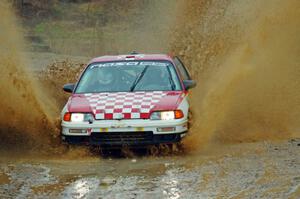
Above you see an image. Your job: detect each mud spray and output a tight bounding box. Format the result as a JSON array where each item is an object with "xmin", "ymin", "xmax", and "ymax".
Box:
[
  {"xmin": 0, "ymin": 1, "xmax": 61, "ymax": 154},
  {"xmin": 171, "ymin": 0, "xmax": 300, "ymax": 151}
]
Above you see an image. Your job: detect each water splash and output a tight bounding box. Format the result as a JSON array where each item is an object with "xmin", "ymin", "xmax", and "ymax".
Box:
[
  {"xmin": 171, "ymin": 0, "xmax": 300, "ymax": 151},
  {"xmin": 0, "ymin": 1, "xmax": 58, "ymax": 152}
]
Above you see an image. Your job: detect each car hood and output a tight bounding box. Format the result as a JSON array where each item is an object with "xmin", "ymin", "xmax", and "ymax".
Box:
[{"xmin": 67, "ymin": 91, "xmax": 185, "ymax": 120}]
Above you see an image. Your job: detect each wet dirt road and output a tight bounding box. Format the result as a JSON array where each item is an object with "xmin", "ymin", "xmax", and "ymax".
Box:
[{"xmin": 0, "ymin": 140, "xmax": 299, "ymax": 198}]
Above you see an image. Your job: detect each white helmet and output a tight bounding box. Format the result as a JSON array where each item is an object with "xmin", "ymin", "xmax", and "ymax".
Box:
[{"xmin": 96, "ymin": 67, "xmax": 115, "ymax": 85}]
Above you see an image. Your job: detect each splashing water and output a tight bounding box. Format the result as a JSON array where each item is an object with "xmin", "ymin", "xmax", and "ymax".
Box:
[
  {"xmin": 0, "ymin": 1, "xmax": 58, "ymax": 152},
  {"xmin": 171, "ymin": 0, "xmax": 300, "ymax": 151}
]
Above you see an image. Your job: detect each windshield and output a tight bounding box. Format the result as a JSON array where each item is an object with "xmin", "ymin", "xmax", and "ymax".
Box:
[{"xmin": 75, "ymin": 61, "xmax": 182, "ymax": 93}]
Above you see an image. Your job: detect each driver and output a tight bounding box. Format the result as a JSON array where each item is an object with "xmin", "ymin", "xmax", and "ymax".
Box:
[
  {"xmin": 137, "ymin": 66, "xmax": 169, "ymax": 90},
  {"xmin": 89, "ymin": 67, "xmax": 119, "ymax": 92}
]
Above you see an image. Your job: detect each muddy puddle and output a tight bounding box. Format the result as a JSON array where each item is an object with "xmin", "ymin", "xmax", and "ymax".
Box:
[{"xmin": 0, "ymin": 140, "xmax": 299, "ymax": 198}]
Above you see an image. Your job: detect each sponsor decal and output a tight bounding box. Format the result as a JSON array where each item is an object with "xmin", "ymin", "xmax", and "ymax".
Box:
[{"xmin": 90, "ymin": 61, "xmax": 168, "ymax": 68}]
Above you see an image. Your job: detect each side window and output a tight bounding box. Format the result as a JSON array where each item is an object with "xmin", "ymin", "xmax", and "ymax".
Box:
[{"xmin": 173, "ymin": 56, "xmax": 191, "ymax": 80}]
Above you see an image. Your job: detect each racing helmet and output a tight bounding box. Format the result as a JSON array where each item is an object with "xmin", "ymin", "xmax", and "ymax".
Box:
[
  {"xmin": 96, "ymin": 67, "xmax": 115, "ymax": 85},
  {"xmin": 147, "ymin": 66, "xmax": 167, "ymax": 80}
]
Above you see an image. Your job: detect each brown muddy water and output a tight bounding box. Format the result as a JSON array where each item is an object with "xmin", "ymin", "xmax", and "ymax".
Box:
[
  {"xmin": 0, "ymin": 0, "xmax": 300, "ymax": 198},
  {"xmin": 0, "ymin": 140, "xmax": 299, "ymax": 198}
]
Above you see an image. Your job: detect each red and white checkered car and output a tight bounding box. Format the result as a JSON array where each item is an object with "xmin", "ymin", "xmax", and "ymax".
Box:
[{"xmin": 61, "ymin": 53, "xmax": 196, "ymax": 146}]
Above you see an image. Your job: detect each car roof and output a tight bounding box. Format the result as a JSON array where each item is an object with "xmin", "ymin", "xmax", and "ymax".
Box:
[{"xmin": 89, "ymin": 53, "xmax": 174, "ymax": 64}]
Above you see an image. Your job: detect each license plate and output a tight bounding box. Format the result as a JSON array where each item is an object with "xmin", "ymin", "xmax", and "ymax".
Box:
[
  {"xmin": 135, "ymin": 127, "xmax": 144, "ymax": 131},
  {"xmin": 100, "ymin": 128, "xmax": 108, "ymax": 132}
]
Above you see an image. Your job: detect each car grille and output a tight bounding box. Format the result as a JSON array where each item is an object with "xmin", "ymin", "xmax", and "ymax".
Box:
[{"xmin": 91, "ymin": 131, "xmax": 153, "ymax": 143}]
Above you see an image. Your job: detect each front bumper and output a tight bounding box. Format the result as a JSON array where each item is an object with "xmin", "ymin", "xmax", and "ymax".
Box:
[{"xmin": 61, "ymin": 118, "xmax": 188, "ymax": 146}]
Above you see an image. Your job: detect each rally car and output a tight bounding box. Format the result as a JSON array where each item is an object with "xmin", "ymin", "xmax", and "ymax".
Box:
[{"xmin": 61, "ymin": 53, "xmax": 196, "ymax": 147}]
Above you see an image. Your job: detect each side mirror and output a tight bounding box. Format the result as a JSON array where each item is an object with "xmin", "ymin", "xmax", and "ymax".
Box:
[
  {"xmin": 183, "ymin": 80, "xmax": 196, "ymax": 90},
  {"xmin": 63, "ymin": 83, "xmax": 75, "ymax": 93}
]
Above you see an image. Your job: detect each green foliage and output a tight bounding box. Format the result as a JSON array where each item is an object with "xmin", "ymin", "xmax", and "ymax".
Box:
[{"xmin": 34, "ymin": 23, "xmax": 46, "ymax": 34}]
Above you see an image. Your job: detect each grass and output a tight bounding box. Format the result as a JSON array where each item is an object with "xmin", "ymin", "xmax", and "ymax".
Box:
[{"xmin": 29, "ymin": 1, "xmax": 151, "ymax": 56}]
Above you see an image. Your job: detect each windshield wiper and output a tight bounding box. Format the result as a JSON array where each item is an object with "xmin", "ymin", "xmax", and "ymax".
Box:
[{"xmin": 130, "ymin": 65, "xmax": 149, "ymax": 91}]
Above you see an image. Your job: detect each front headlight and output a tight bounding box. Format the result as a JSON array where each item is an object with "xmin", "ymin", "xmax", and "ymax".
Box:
[
  {"xmin": 71, "ymin": 113, "xmax": 84, "ymax": 122},
  {"xmin": 150, "ymin": 110, "xmax": 184, "ymax": 120},
  {"xmin": 63, "ymin": 113, "xmax": 94, "ymax": 122}
]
